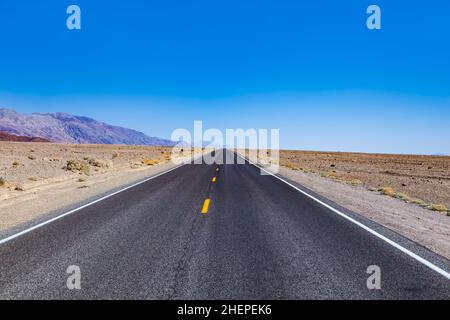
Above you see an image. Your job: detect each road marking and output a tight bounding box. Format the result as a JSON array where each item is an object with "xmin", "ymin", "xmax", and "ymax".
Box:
[
  {"xmin": 201, "ymin": 198, "xmax": 211, "ymax": 214},
  {"xmin": 236, "ymin": 152, "xmax": 450, "ymax": 281},
  {"xmin": 212, "ymin": 177, "xmax": 217, "ymax": 182},
  {"xmin": 0, "ymin": 163, "xmax": 186, "ymax": 246}
]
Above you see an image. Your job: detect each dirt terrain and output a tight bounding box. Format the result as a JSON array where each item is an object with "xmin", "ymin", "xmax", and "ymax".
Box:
[
  {"xmin": 237, "ymin": 149, "xmax": 450, "ymax": 258},
  {"xmin": 280, "ymin": 150, "xmax": 450, "ymax": 213},
  {"xmin": 0, "ymin": 142, "xmax": 201, "ymax": 230}
]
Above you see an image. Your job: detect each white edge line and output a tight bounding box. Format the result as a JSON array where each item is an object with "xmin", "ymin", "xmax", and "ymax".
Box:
[
  {"xmin": 236, "ymin": 152, "xmax": 450, "ymax": 281},
  {"xmin": 0, "ymin": 163, "xmax": 186, "ymax": 246}
]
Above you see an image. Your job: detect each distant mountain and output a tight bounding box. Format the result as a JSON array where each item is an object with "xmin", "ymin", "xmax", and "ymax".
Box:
[
  {"xmin": 0, "ymin": 108, "xmax": 175, "ymax": 146},
  {"xmin": 0, "ymin": 131, "xmax": 50, "ymax": 142}
]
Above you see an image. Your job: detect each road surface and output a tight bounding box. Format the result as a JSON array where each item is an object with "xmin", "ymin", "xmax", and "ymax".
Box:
[{"xmin": 0, "ymin": 150, "xmax": 449, "ymax": 299}]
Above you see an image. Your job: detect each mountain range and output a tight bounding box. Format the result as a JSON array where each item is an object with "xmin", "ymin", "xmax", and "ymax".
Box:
[{"xmin": 0, "ymin": 108, "xmax": 175, "ymax": 146}]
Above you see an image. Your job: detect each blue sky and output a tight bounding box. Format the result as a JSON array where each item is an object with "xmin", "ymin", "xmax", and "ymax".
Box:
[{"xmin": 0, "ymin": 0, "xmax": 449, "ymax": 154}]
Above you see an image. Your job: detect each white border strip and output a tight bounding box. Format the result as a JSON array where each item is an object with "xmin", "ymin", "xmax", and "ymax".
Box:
[
  {"xmin": 0, "ymin": 163, "xmax": 185, "ymax": 246},
  {"xmin": 237, "ymin": 153, "xmax": 450, "ymax": 281}
]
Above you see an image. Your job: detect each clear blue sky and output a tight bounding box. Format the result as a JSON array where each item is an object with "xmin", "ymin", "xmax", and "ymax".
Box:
[{"xmin": 0, "ymin": 0, "xmax": 449, "ymax": 154}]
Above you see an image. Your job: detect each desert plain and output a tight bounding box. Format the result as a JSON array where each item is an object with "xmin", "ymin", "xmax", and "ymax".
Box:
[
  {"xmin": 0, "ymin": 141, "xmax": 201, "ymax": 231},
  {"xmin": 1, "ymin": 143, "xmax": 449, "ymax": 259}
]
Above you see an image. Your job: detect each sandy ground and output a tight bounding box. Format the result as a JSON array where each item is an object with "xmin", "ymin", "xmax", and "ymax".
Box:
[
  {"xmin": 0, "ymin": 142, "xmax": 202, "ymax": 230},
  {"xmin": 279, "ymin": 150, "xmax": 450, "ymax": 210}
]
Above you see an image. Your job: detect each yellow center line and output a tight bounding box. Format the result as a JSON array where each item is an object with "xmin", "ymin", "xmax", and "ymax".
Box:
[
  {"xmin": 212, "ymin": 176, "xmax": 217, "ymax": 182},
  {"xmin": 201, "ymin": 198, "xmax": 211, "ymax": 214}
]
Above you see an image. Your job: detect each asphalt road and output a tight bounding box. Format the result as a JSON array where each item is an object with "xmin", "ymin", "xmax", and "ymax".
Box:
[{"xmin": 0, "ymin": 150, "xmax": 449, "ymax": 299}]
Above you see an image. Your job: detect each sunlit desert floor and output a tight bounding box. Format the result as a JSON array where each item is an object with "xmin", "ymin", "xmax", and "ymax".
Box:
[
  {"xmin": 0, "ymin": 142, "xmax": 201, "ymax": 231},
  {"xmin": 239, "ymin": 149, "xmax": 450, "ymax": 259}
]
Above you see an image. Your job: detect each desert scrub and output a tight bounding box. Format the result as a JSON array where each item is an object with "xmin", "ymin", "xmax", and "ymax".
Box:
[
  {"xmin": 28, "ymin": 155, "xmax": 36, "ymax": 160},
  {"xmin": 77, "ymin": 177, "xmax": 87, "ymax": 182},
  {"xmin": 12, "ymin": 160, "xmax": 19, "ymax": 167},
  {"xmin": 88, "ymin": 158, "xmax": 112, "ymax": 168},
  {"xmin": 64, "ymin": 160, "xmax": 90, "ymax": 175},
  {"xmin": 130, "ymin": 162, "xmax": 143, "ymax": 169},
  {"xmin": 349, "ymin": 179, "xmax": 363, "ymax": 186},
  {"xmin": 283, "ymin": 163, "xmax": 297, "ymax": 170},
  {"xmin": 322, "ymin": 171, "xmax": 337, "ymax": 178},
  {"xmin": 28, "ymin": 177, "xmax": 38, "ymax": 181},
  {"xmin": 112, "ymin": 152, "xmax": 119, "ymax": 159},
  {"xmin": 429, "ymin": 204, "xmax": 448, "ymax": 212},
  {"xmin": 410, "ymin": 199, "xmax": 427, "ymax": 206},
  {"xmin": 395, "ymin": 193, "xmax": 410, "ymax": 201},
  {"xmin": 379, "ymin": 187, "xmax": 396, "ymax": 197},
  {"xmin": 0, "ymin": 177, "xmax": 6, "ymax": 187},
  {"xmin": 142, "ymin": 158, "xmax": 159, "ymax": 166}
]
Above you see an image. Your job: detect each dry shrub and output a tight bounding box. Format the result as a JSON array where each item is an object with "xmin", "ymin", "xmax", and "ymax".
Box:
[
  {"xmin": 130, "ymin": 162, "xmax": 143, "ymax": 169},
  {"xmin": 350, "ymin": 179, "xmax": 362, "ymax": 185},
  {"xmin": 410, "ymin": 199, "xmax": 426, "ymax": 206},
  {"xmin": 283, "ymin": 163, "xmax": 297, "ymax": 170},
  {"xmin": 64, "ymin": 160, "xmax": 90, "ymax": 175},
  {"xmin": 326, "ymin": 171, "xmax": 338, "ymax": 178},
  {"xmin": 0, "ymin": 177, "xmax": 6, "ymax": 187},
  {"xmin": 395, "ymin": 193, "xmax": 410, "ymax": 201},
  {"xmin": 88, "ymin": 158, "xmax": 112, "ymax": 168},
  {"xmin": 430, "ymin": 204, "xmax": 448, "ymax": 212},
  {"xmin": 380, "ymin": 187, "xmax": 396, "ymax": 197},
  {"xmin": 142, "ymin": 158, "xmax": 159, "ymax": 166}
]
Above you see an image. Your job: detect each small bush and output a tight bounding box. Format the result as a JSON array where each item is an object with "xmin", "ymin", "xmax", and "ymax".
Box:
[
  {"xmin": 12, "ymin": 160, "xmax": 19, "ymax": 166},
  {"xmin": 28, "ymin": 155, "xmax": 36, "ymax": 160},
  {"xmin": 0, "ymin": 177, "xmax": 6, "ymax": 187},
  {"xmin": 112, "ymin": 153, "xmax": 119, "ymax": 159},
  {"xmin": 283, "ymin": 163, "xmax": 297, "ymax": 170},
  {"xmin": 88, "ymin": 158, "xmax": 112, "ymax": 168},
  {"xmin": 430, "ymin": 204, "xmax": 448, "ymax": 212},
  {"xmin": 395, "ymin": 193, "xmax": 409, "ymax": 201},
  {"xmin": 78, "ymin": 177, "xmax": 87, "ymax": 182},
  {"xmin": 326, "ymin": 171, "xmax": 338, "ymax": 178},
  {"xmin": 380, "ymin": 187, "xmax": 396, "ymax": 197},
  {"xmin": 142, "ymin": 158, "xmax": 159, "ymax": 166},
  {"xmin": 410, "ymin": 199, "xmax": 426, "ymax": 206},
  {"xmin": 130, "ymin": 162, "xmax": 142, "ymax": 169},
  {"xmin": 28, "ymin": 177, "xmax": 38, "ymax": 181},
  {"xmin": 64, "ymin": 160, "xmax": 90, "ymax": 175},
  {"xmin": 350, "ymin": 179, "xmax": 362, "ymax": 185}
]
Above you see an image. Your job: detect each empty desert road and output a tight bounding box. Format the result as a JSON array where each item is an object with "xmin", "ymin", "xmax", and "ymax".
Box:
[{"xmin": 0, "ymin": 150, "xmax": 449, "ymax": 299}]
